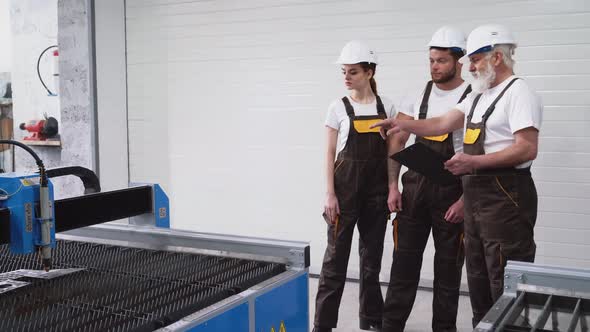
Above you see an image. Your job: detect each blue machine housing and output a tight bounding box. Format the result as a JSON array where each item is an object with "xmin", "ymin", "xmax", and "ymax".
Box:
[
  {"xmin": 0, "ymin": 172, "xmax": 55, "ymax": 254},
  {"xmin": 152, "ymin": 184, "xmax": 170, "ymax": 228},
  {"xmin": 129, "ymin": 183, "xmax": 170, "ymax": 228}
]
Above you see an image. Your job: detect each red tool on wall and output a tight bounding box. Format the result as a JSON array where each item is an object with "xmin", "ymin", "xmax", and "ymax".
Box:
[{"xmin": 19, "ymin": 116, "xmax": 58, "ymax": 141}]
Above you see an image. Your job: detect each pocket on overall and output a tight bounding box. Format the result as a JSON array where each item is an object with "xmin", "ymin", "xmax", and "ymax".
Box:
[
  {"xmin": 499, "ymin": 237, "xmax": 536, "ymax": 264},
  {"xmin": 399, "ymin": 170, "xmax": 425, "ymax": 216},
  {"xmin": 353, "ymin": 119, "xmax": 382, "ymax": 133},
  {"xmin": 479, "ymin": 176, "xmax": 521, "ymax": 241},
  {"xmin": 494, "ymin": 175, "xmax": 519, "ymax": 207},
  {"xmin": 464, "ymin": 128, "xmax": 481, "ymax": 144},
  {"xmin": 334, "ymin": 159, "xmax": 345, "ymax": 175},
  {"xmin": 333, "ymin": 160, "xmax": 350, "ymax": 194},
  {"xmin": 423, "ymin": 133, "xmax": 449, "ymax": 142}
]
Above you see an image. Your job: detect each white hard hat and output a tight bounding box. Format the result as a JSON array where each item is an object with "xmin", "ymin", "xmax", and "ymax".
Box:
[
  {"xmin": 460, "ymin": 24, "xmax": 517, "ymax": 62},
  {"xmin": 427, "ymin": 26, "xmax": 466, "ymax": 52},
  {"xmin": 335, "ymin": 40, "xmax": 378, "ymax": 65}
]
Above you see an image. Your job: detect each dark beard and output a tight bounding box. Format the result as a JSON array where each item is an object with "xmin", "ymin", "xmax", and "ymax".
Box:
[{"xmin": 432, "ymin": 65, "xmax": 456, "ymax": 84}]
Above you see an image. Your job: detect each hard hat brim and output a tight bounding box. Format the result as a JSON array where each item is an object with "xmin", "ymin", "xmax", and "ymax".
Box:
[{"xmin": 334, "ymin": 59, "xmax": 378, "ymax": 65}]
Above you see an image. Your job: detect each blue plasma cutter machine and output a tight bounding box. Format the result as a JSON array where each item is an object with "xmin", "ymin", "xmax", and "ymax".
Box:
[{"xmin": 0, "ymin": 140, "xmax": 309, "ymax": 332}]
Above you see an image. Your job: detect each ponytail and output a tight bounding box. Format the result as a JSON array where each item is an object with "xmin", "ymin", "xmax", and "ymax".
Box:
[
  {"xmin": 369, "ymin": 77, "xmax": 377, "ymax": 95},
  {"xmin": 360, "ymin": 62, "xmax": 378, "ymax": 95}
]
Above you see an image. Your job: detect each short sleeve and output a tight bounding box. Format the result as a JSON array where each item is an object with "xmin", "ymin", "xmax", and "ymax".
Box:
[
  {"xmin": 397, "ymin": 92, "xmax": 416, "ymax": 118},
  {"xmin": 379, "ymin": 96, "xmax": 397, "ymax": 119},
  {"xmin": 507, "ymin": 83, "xmax": 543, "ymax": 133},
  {"xmin": 324, "ymin": 100, "xmax": 341, "ymax": 130}
]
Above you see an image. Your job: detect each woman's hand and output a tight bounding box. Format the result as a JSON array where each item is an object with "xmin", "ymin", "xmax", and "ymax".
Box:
[
  {"xmin": 324, "ymin": 192, "xmax": 340, "ymax": 224},
  {"xmin": 388, "ymin": 187, "xmax": 402, "ymax": 212}
]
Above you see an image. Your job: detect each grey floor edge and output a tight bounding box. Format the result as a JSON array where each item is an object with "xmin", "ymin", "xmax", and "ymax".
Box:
[{"xmin": 308, "ymin": 276, "xmax": 474, "ymax": 332}]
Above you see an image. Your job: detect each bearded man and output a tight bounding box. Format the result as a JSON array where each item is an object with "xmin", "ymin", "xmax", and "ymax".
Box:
[
  {"xmin": 373, "ymin": 24, "xmax": 543, "ymax": 329},
  {"xmin": 381, "ymin": 26, "xmax": 471, "ymax": 332}
]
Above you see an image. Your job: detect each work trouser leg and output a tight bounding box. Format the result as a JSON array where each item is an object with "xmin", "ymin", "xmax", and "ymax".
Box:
[
  {"xmin": 382, "ymin": 171, "xmax": 430, "ymax": 332},
  {"xmin": 382, "ymin": 188, "xmax": 431, "ymax": 332},
  {"xmin": 382, "ymin": 213, "xmax": 430, "ymax": 332},
  {"xmin": 431, "ymin": 206, "xmax": 464, "ymax": 332},
  {"xmin": 463, "ymin": 174, "xmax": 537, "ymax": 327},
  {"xmin": 357, "ymin": 195, "xmax": 388, "ymax": 323},
  {"xmin": 481, "ymin": 174, "xmax": 537, "ymax": 303},
  {"xmin": 314, "ymin": 211, "xmax": 357, "ymax": 328},
  {"xmin": 463, "ymin": 175, "xmax": 495, "ymax": 327},
  {"xmin": 464, "ymin": 228, "xmax": 492, "ymax": 327}
]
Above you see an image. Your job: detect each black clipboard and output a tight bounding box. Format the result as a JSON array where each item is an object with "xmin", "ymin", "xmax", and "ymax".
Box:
[{"xmin": 391, "ymin": 142, "xmax": 457, "ymax": 184}]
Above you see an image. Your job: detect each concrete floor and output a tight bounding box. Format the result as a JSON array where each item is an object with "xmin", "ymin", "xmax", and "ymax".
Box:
[{"xmin": 308, "ymin": 277, "xmax": 474, "ymax": 331}]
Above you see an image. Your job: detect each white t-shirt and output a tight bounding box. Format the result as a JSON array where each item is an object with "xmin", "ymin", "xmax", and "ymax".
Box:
[
  {"xmin": 325, "ymin": 96, "xmax": 396, "ymax": 154},
  {"xmin": 456, "ymin": 76, "xmax": 543, "ymax": 168},
  {"xmin": 400, "ymin": 82, "xmax": 471, "ymax": 153}
]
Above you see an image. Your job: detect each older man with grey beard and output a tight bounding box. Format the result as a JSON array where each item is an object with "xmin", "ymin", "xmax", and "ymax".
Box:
[{"xmin": 371, "ymin": 24, "xmax": 543, "ymax": 328}]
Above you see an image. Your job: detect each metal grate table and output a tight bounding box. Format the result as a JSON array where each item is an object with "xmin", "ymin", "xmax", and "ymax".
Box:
[
  {"xmin": 476, "ymin": 261, "xmax": 590, "ymax": 332},
  {"xmin": 0, "ymin": 240, "xmax": 286, "ymax": 332}
]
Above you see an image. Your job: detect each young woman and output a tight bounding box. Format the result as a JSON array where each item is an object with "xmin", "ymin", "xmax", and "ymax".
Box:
[{"xmin": 314, "ymin": 40, "xmax": 396, "ymax": 332}]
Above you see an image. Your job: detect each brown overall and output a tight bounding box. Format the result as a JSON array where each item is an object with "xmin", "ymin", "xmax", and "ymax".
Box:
[
  {"xmin": 462, "ymin": 78, "xmax": 537, "ymax": 327},
  {"xmin": 314, "ymin": 96, "xmax": 390, "ymax": 329},
  {"xmin": 382, "ymin": 82, "xmax": 471, "ymax": 332}
]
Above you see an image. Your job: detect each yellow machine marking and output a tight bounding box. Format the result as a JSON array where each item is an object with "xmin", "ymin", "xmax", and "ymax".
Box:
[
  {"xmin": 271, "ymin": 321, "xmax": 287, "ymax": 332},
  {"xmin": 20, "ymin": 178, "xmax": 36, "ymax": 186}
]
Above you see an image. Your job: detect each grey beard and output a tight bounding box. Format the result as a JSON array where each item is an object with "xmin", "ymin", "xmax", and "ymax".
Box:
[{"xmin": 471, "ymin": 63, "xmax": 496, "ymax": 94}]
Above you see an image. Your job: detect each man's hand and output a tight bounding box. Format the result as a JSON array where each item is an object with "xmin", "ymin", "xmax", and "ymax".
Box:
[
  {"xmin": 324, "ymin": 192, "xmax": 340, "ymax": 224},
  {"xmin": 388, "ymin": 187, "xmax": 402, "ymax": 213},
  {"xmin": 444, "ymin": 198, "xmax": 464, "ymax": 223},
  {"xmin": 444, "ymin": 153, "xmax": 477, "ymax": 175},
  {"xmin": 370, "ymin": 118, "xmax": 403, "ymax": 139}
]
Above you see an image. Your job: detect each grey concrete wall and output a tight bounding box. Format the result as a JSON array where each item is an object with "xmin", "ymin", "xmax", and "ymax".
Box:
[
  {"xmin": 10, "ymin": 0, "xmax": 96, "ymax": 199},
  {"xmin": 0, "ymin": 72, "xmax": 13, "ymax": 172},
  {"xmin": 10, "ymin": 0, "xmax": 62, "ymax": 175},
  {"xmin": 56, "ymin": 0, "xmax": 96, "ymax": 197}
]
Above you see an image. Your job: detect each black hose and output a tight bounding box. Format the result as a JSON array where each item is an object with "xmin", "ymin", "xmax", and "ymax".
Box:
[
  {"xmin": 37, "ymin": 45, "xmax": 58, "ymax": 96},
  {"xmin": 0, "ymin": 140, "xmax": 47, "ymax": 187}
]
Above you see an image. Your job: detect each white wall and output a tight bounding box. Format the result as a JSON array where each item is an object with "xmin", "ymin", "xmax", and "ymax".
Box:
[
  {"xmin": 122, "ymin": 0, "xmax": 590, "ymax": 283},
  {"xmin": 0, "ymin": 0, "xmax": 11, "ymax": 73},
  {"xmin": 94, "ymin": 0, "xmax": 129, "ymax": 192}
]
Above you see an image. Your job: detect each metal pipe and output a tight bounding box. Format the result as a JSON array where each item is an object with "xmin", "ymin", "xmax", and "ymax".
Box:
[
  {"xmin": 39, "ymin": 186, "xmax": 52, "ymax": 271},
  {"xmin": 497, "ymin": 291, "xmax": 527, "ymax": 332},
  {"xmin": 566, "ymin": 298, "xmax": 582, "ymax": 332},
  {"xmin": 530, "ymin": 294, "xmax": 553, "ymax": 331}
]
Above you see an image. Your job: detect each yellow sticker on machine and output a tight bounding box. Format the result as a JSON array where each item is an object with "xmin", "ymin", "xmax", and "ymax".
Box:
[
  {"xmin": 464, "ymin": 128, "xmax": 481, "ymax": 144},
  {"xmin": 270, "ymin": 321, "xmax": 287, "ymax": 332},
  {"xmin": 20, "ymin": 178, "xmax": 39, "ymax": 186},
  {"xmin": 423, "ymin": 133, "xmax": 448, "ymax": 142}
]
